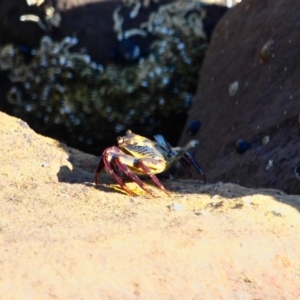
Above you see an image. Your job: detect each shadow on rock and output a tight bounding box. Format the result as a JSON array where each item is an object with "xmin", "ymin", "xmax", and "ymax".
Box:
[{"xmin": 56, "ymin": 140, "xmax": 300, "ymax": 214}]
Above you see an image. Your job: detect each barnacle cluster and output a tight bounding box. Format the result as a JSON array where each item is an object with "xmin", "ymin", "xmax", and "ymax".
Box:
[
  {"xmin": 121, "ymin": 0, "xmax": 160, "ymax": 18},
  {"xmin": 20, "ymin": 0, "xmax": 61, "ymax": 31},
  {"xmin": 0, "ymin": 0, "xmax": 207, "ymax": 154}
]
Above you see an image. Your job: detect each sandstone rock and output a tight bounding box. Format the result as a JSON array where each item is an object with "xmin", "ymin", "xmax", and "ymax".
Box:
[{"xmin": 1, "ymin": 111, "xmax": 300, "ymax": 299}]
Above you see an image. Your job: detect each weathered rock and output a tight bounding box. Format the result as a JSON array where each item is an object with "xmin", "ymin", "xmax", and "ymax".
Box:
[
  {"xmin": 180, "ymin": 0, "xmax": 300, "ymax": 194},
  {"xmin": 1, "ymin": 111, "xmax": 300, "ymax": 299}
]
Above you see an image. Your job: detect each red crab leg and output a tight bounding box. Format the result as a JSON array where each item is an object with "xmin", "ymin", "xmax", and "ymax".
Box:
[
  {"xmin": 94, "ymin": 155, "xmax": 122, "ymax": 185},
  {"xmin": 94, "ymin": 155, "xmax": 105, "ymax": 185},
  {"xmin": 137, "ymin": 160, "xmax": 171, "ymax": 197},
  {"xmin": 94, "ymin": 154, "xmax": 122, "ymax": 184},
  {"xmin": 114, "ymin": 156, "xmax": 156, "ymax": 198},
  {"xmin": 182, "ymin": 152, "xmax": 207, "ymax": 183},
  {"xmin": 178, "ymin": 156, "xmax": 192, "ymax": 179},
  {"xmin": 102, "ymin": 150, "xmax": 138, "ymax": 197},
  {"xmin": 164, "ymin": 138, "xmax": 204, "ymax": 181}
]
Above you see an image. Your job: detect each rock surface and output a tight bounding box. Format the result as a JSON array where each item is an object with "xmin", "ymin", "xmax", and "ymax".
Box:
[
  {"xmin": 180, "ymin": 0, "xmax": 300, "ymax": 194},
  {"xmin": 1, "ymin": 111, "xmax": 300, "ymax": 299}
]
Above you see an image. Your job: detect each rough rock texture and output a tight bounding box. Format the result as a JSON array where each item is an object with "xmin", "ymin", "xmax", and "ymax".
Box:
[
  {"xmin": 180, "ymin": 0, "xmax": 300, "ymax": 194},
  {"xmin": 1, "ymin": 111, "xmax": 300, "ymax": 299}
]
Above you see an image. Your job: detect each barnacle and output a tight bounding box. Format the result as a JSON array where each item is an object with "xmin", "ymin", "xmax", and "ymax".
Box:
[
  {"xmin": 121, "ymin": 0, "xmax": 161, "ymax": 18},
  {"xmin": 44, "ymin": 6, "xmax": 61, "ymax": 28},
  {"xmin": 146, "ymin": 0, "xmax": 206, "ymax": 38},
  {"xmin": 260, "ymin": 39, "xmax": 275, "ymax": 63},
  {"xmin": 229, "ymin": 81, "xmax": 239, "ymax": 96},
  {"xmin": 123, "ymin": 28, "xmax": 148, "ymax": 39},
  {"xmin": 0, "ymin": 44, "xmax": 17, "ymax": 70},
  {"xmin": 7, "ymin": 86, "xmax": 22, "ymax": 105},
  {"xmin": 113, "ymin": 7, "xmax": 124, "ymax": 40},
  {"xmin": 20, "ymin": 15, "xmax": 48, "ymax": 31},
  {"xmin": 262, "ymin": 136, "xmax": 270, "ymax": 146},
  {"xmin": 26, "ymin": 0, "xmax": 45, "ymax": 6},
  {"xmin": 20, "ymin": 1, "xmax": 61, "ymax": 30}
]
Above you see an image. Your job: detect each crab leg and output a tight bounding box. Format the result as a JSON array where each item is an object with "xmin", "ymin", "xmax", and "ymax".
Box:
[
  {"xmin": 178, "ymin": 156, "xmax": 192, "ymax": 179},
  {"xmin": 137, "ymin": 160, "xmax": 171, "ymax": 197},
  {"xmin": 94, "ymin": 155, "xmax": 105, "ymax": 185},
  {"xmin": 114, "ymin": 156, "xmax": 156, "ymax": 198},
  {"xmin": 102, "ymin": 149, "xmax": 138, "ymax": 197},
  {"xmin": 95, "ymin": 155, "xmax": 122, "ymax": 183},
  {"xmin": 182, "ymin": 152, "xmax": 206, "ymax": 183}
]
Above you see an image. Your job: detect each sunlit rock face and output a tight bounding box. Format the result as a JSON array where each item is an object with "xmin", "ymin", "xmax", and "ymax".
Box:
[{"xmin": 1, "ymin": 110, "xmax": 300, "ymax": 300}]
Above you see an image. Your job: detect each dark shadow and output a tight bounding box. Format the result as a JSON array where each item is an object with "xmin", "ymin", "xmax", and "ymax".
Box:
[
  {"xmin": 56, "ymin": 141, "xmax": 300, "ymax": 214},
  {"xmin": 57, "ymin": 144, "xmax": 98, "ymax": 183},
  {"xmin": 56, "ymin": 143, "xmax": 123, "ymax": 195}
]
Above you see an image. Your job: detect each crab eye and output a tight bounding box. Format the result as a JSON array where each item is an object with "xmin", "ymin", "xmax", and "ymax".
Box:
[
  {"xmin": 126, "ymin": 129, "xmax": 132, "ymax": 135},
  {"xmin": 117, "ymin": 136, "xmax": 123, "ymax": 143}
]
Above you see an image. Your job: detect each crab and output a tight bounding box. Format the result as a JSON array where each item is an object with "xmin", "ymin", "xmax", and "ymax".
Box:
[{"xmin": 94, "ymin": 130, "xmax": 206, "ymax": 197}]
